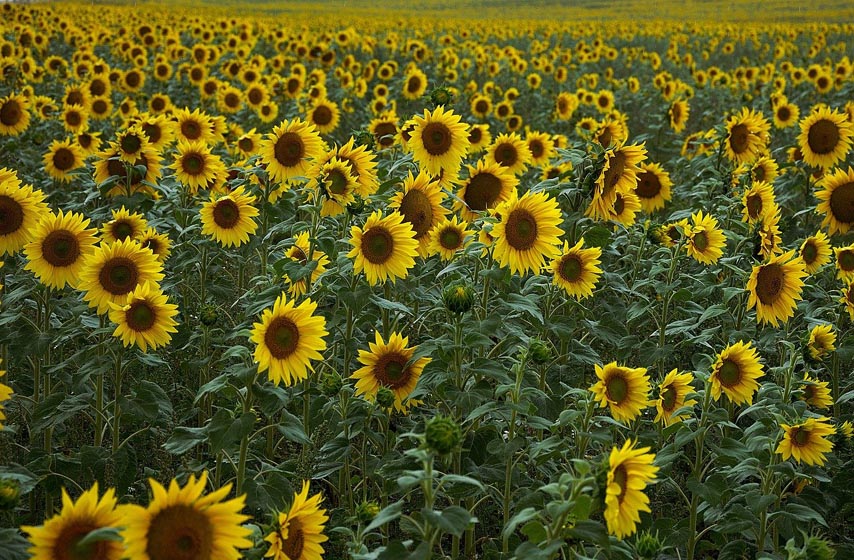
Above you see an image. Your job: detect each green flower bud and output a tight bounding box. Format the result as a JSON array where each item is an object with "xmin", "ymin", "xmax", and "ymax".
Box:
[
  {"xmin": 376, "ymin": 387, "xmax": 396, "ymax": 409},
  {"xmin": 347, "ymin": 195, "xmax": 366, "ymax": 216},
  {"xmin": 443, "ymin": 282, "xmax": 474, "ymax": 314},
  {"xmin": 425, "ymin": 415, "xmax": 462, "ymax": 455},
  {"xmin": 529, "ymin": 338, "xmax": 552, "ymax": 364},
  {"xmin": 199, "ymin": 304, "xmax": 219, "ymax": 326},
  {"xmin": 634, "ymin": 530, "xmax": 663, "ymax": 559},
  {"xmin": 0, "ymin": 478, "xmax": 20, "ymax": 511},
  {"xmin": 802, "ymin": 536, "xmax": 835, "ymax": 560},
  {"xmin": 320, "ymin": 371, "xmax": 343, "ymax": 397},
  {"xmin": 356, "ymin": 500, "xmax": 381, "ymax": 524},
  {"xmin": 430, "ymin": 86, "xmax": 454, "ymax": 107},
  {"xmin": 353, "ymin": 130, "xmax": 375, "ymax": 150}
]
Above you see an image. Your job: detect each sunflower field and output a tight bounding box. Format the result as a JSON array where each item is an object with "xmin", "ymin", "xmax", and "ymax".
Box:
[{"xmin": 1, "ymin": 0, "xmax": 854, "ymax": 558}]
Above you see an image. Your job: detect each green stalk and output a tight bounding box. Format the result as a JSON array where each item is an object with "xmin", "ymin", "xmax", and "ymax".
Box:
[
  {"xmin": 236, "ymin": 378, "xmax": 255, "ymax": 496},
  {"xmin": 502, "ymin": 353, "xmax": 527, "ymax": 553},
  {"xmin": 686, "ymin": 384, "xmax": 713, "ymax": 560},
  {"xmin": 111, "ymin": 350, "xmax": 124, "ymax": 454}
]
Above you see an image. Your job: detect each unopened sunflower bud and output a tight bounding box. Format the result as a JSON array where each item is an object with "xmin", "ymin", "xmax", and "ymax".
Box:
[
  {"xmin": 0, "ymin": 478, "xmax": 20, "ymax": 510},
  {"xmin": 634, "ymin": 530, "xmax": 663, "ymax": 559},
  {"xmin": 356, "ymin": 500, "xmax": 380, "ymax": 524},
  {"xmin": 529, "ymin": 338, "xmax": 552, "ymax": 364},
  {"xmin": 430, "ymin": 86, "xmax": 455, "ymax": 107},
  {"xmin": 320, "ymin": 371, "xmax": 343, "ymax": 397},
  {"xmin": 425, "ymin": 415, "xmax": 462, "ymax": 455},
  {"xmin": 376, "ymin": 387, "xmax": 395, "ymax": 409},
  {"xmin": 199, "ymin": 304, "xmax": 219, "ymax": 326},
  {"xmin": 443, "ymin": 282, "xmax": 474, "ymax": 314}
]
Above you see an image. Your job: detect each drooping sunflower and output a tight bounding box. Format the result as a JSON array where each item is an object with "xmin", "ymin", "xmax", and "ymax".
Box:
[
  {"xmin": 634, "ymin": 162, "xmax": 672, "ymax": 213},
  {"xmin": 43, "ymin": 139, "xmax": 85, "ymax": 182},
  {"xmin": 427, "ymin": 215, "xmax": 472, "ymax": 261},
  {"xmin": 799, "ymin": 231, "xmax": 832, "ymax": 274},
  {"xmin": 754, "ymin": 210, "xmax": 784, "ymax": 260},
  {"xmin": 589, "ymin": 362, "xmax": 651, "ymax": 423},
  {"xmin": 586, "ymin": 143, "xmax": 647, "ymax": 221},
  {"xmin": 607, "ymin": 191, "xmax": 642, "ymax": 227},
  {"xmin": 746, "ymin": 249, "xmax": 807, "ymax": 327},
  {"xmin": 326, "ymin": 137, "xmax": 379, "ymax": 198},
  {"xmin": 108, "ymin": 281, "xmax": 178, "ymax": 352},
  {"xmin": 260, "ymin": 118, "xmax": 325, "ymax": 184},
  {"xmin": 24, "ymin": 210, "xmax": 98, "ymax": 289},
  {"xmin": 724, "ymin": 107, "xmax": 770, "ymax": 165},
  {"xmin": 491, "ymin": 190, "xmax": 564, "ymax": 275},
  {"xmin": 776, "ymin": 417, "xmax": 835, "ymax": 466},
  {"xmin": 250, "ymin": 293, "xmax": 328, "ymax": 386},
  {"xmin": 351, "ymin": 331, "xmax": 431, "ymax": 413},
  {"xmin": 807, "ymin": 324, "xmax": 836, "ymax": 361},
  {"xmin": 348, "ymin": 210, "xmax": 419, "ymax": 285},
  {"xmin": 120, "ymin": 472, "xmax": 252, "ymax": 560},
  {"xmin": 604, "ymin": 439, "xmax": 659, "ymax": 540},
  {"xmin": 0, "ymin": 93, "xmax": 30, "ymax": 136},
  {"xmin": 709, "ymin": 340, "xmax": 764, "ymax": 405},
  {"xmin": 799, "ymin": 374, "xmax": 833, "ymax": 409},
  {"xmin": 741, "ymin": 181, "xmax": 777, "ymax": 225},
  {"xmin": 485, "ymin": 132, "xmax": 532, "ymax": 176},
  {"xmin": 654, "ymin": 369, "xmax": 697, "ymax": 426},
  {"xmin": 834, "ymin": 243, "xmax": 854, "ymax": 281},
  {"xmin": 100, "ymin": 206, "xmax": 148, "ymax": 244},
  {"xmin": 78, "ymin": 239, "xmax": 165, "ymax": 314},
  {"xmin": 409, "ymin": 105, "xmax": 470, "ymax": 179},
  {"xmin": 388, "ymin": 171, "xmax": 447, "ymax": 256},
  {"xmin": 283, "ymin": 231, "xmax": 330, "ymax": 297},
  {"xmin": 815, "ymin": 166, "xmax": 854, "ymax": 235},
  {"xmin": 139, "ymin": 227, "xmax": 172, "ymax": 263},
  {"xmin": 797, "ymin": 106, "xmax": 854, "ymax": 169},
  {"xmin": 199, "ymin": 186, "xmax": 260, "ymax": 248},
  {"xmin": 684, "ymin": 210, "xmax": 726, "ymax": 265},
  {"xmin": 454, "ymin": 158, "xmax": 518, "ymax": 222},
  {"xmin": 265, "ymin": 481, "xmax": 329, "ymax": 560},
  {"xmin": 0, "ymin": 178, "xmax": 50, "ymax": 256},
  {"xmin": 549, "ymin": 239, "xmax": 602, "ymax": 299},
  {"xmin": 22, "ymin": 483, "xmax": 125, "ymax": 560},
  {"xmin": 172, "ymin": 140, "xmax": 225, "ymax": 194}
]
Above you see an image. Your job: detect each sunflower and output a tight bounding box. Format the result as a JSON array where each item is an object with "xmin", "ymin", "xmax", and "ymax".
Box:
[
  {"xmin": 754, "ymin": 211, "xmax": 783, "ymax": 260},
  {"xmin": 427, "ymin": 215, "xmax": 472, "ymax": 261},
  {"xmin": 0, "ymin": 93, "xmax": 30, "ymax": 136},
  {"xmin": 348, "ymin": 210, "xmax": 419, "ymax": 285},
  {"xmin": 234, "ymin": 128, "xmax": 262, "ymax": 159},
  {"xmin": 108, "ymin": 281, "xmax": 178, "ymax": 352},
  {"xmin": 77, "ymin": 131, "xmax": 103, "ymax": 156},
  {"xmin": 264, "ymin": 481, "xmax": 328, "ymax": 560},
  {"xmin": 388, "ymin": 171, "xmax": 447, "ymax": 256},
  {"xmin": 351, "ymin": 331, "xmax": 431, "ymax": 413},
  {"xmin": 807, "ymin": 324, "xmax": 836, "ymax": 360},
  {"xmin": 321, "ymin": 138, "xmax": 379, "ymax": 198},
  {"xmin": 0, "ymin": 362, "xmax": 10, "ymax": 431},
  {"xmin": 684, "ymin": 210, "xmax": 726, "ymax": 265},
  {"xmin": 138, "ymin": 114, "xmax": 176, "ymax": 152},
  {"xmin": 604, "ymin": 439, "xmax": 658, "ymax": 540},
  {"xmin": 467, "ymin": 124, "xmax": 492, "ymax": 154},
  {"xmin": 669, "ymin": 99, "xmax": 689, "ymax": 132},
  {"xmin": 100, "ymin": 206, "xmax": 148, "ymax": 244},
  {"xmin": 593, "ymin": 118, "xmax": 628, "ymax": 149},
  {"xmin": 586, "ymin": 143, "xmax": 647, "ymax": 221},
  {"xmin": 607, "ymin": 191, "xmax": 642, "ymax": 227},
  {"xmin": 724, "ymin": 107, "xmax": 770, "ymax": 165},
  {"xmin": 173, "ymin": 107, "xmax": 214, "ymax": 144},
  {"xmin": 454, "ymin": 158, "xmax": 518, "ymax": 222},
  {"xmin": 93, "ymin": 145, "xmax": 162, "ymax": 197},
  {"xmin": 22, "ymin": 483, "xmax": 125, "ymax": 560},
  {"xmin": 61, "ymin": 104, "xmax": 89, "ymax": 134},
  {"xmin": 199, "ymin": 186, "xmax": 259, "ymax": 248},
  {"xmin": 797, "ymin": 106, "xmax": 854, "ymax": 169},
  {"xmin": 470, "ymin": 94, "xmax": 492, "ymax": 119},
  {"xmin": 283, "ymin": 231, "xmax": 330, "ymax": 297},
  {"xmin": 260, "ymin": 119, "xmax": 325, "ymax": 184},
  {"xmin": 799, "ymin": 374, "xmax": 833, "ymax": 410},
  {"xmin": 844, "ymin": 280, "xmax": 854, "ymax": 320},
  {"xmin": 307, "ymin": 98, "xmax": 340, "ymax": 135},
  {"xmin": 310, "ymin": 157, "xmax": 358, "ymax": 217},
  {"xmin": 776, "ymin": 417, "xmax": 835, "ymax": 466},
  {"xmin": 121, "ymin": 472, "xmax": 252, "ymax": 560},
  {"xmin": 773, "ymin": 102, "xmax": 800, "ymax": 129},
  {"xmin": 709, "ymin": 340, "xmax": 764, "ymax": 405},
  {"xmin": 43, "ymin": 139, "xmax": 85, "ymax": 182},
  {"xmin": 653, "ymin": 369, "xmax": 697, "ymax": 426},
  {"xmin": 24, "ymin": 210, "xmax": 98, "ymax": 289},
  {"xmin": 250, "ymin": 293, "xmax": 328, "ymax": 386},
  {"xmin": 746, "ymin": 249, "xmax": 807, "ymax": 327},
  {"xmin": 139, "ymin": 227, "xmax": 172, "ymax": 263},
  {"xmin": 0, "ymin": 178, "xmax": 49, "ymax": 256},
  {"xmin": 634, "ymin": 162, "xmax": 672, "ymax": 213},
  {"xmin": 491, "ymin": 190, "xmax": 564, "ymax": 276},
  {"xmin": 834, "ymin": 243, "xmax": 854, "ymax": 281},
  {"xmin": 172, "ymin": 140, "xmax": 224, "ymax": 194},
  {"xmin": 402, "ymin": 67, "xmax": 428, "ymax": 100},
  {"xmin": 115, "ymin": 126, "xmax": 150, "ymax": 163},
  {"xmin": 485, "ymin": 132, "xmax": 532, "ymax": 176},
  {"xmin": 589, "ymin": 362, "xmax": 651, "ymax": 423},
  {"xmin": 525, "ymin": 131, "xmax": 556, "ymax": 167},
  {"xmin": 369, "ymin": 111, "xmax": 399, "ymax": 149},
  {"xmin": 550, "ymin": 239, "xmax": 602, "ymax": 299},
  {"xmin": 741, "ymin": 181, "xmax": 777, "ymax": 225},
  {"xmin": 78, "ymin": 239, "xmax": 165, "ymax": 314},
  {"xmin": 815, "ymin": 166, "xmax": 854, "ymax": 235},
  {"xmin": 409, "ymin": 105, "xmax": 470, "ymax": 179},
  {"xmin": 750, "ymin": 156, "xmax": 779, "ymax": 185}
]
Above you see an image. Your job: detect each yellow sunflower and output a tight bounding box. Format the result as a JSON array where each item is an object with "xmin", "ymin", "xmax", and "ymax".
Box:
[
  {"xmin": 834, "ymin": 243, "xmax": 854, "ymax": 281},
  {"xmin": 427, "ymin": 215, "xmax": 472, "ymax": 261},
  {"xmin": 22, "ymin": 483, "xmax": 125, "ymax": 560},
  {"xmin": 311, "ymin": 157, "xmax": 358, "ymax": 217},
  {"xmin": 807, "ymin": 324, "xmax": 836, "ymax": 361},
  {"xmin": 120, "ymin": 472, "xmax": 252, "ymax": 560},
  {"xmin": 799, "ymin": 231, "xmax": 832, "ymax": 274},
  {"xmin": 139, "ymin": 227, "xmax": 172, "ymax": 263},
  {"xmin": 586, "ymin": 143, "xmax": 647, "ymax": 222},
  {"xmin": 750, "ymin": 156, "xmax": 779, "ymax": 185},
  {"xmin": 746, "ymin": 249, "xmax": 807, "ymax": 327},
  {"xmin": 491, "ymin": 190, "xmax": 564, "ymax": 276},
  {"xmin": 100, "ymin": 206, "xmax": 148, "ymax": 245},
  {"xmin": 654, "ymin": 369, "xmax": 697, "ymax": 426},
  {"xmin": 470, "ymin": 94, "xmax": 493, "ymax": 119},
  {"xmin": 797, "ymin": 106, "xmax": 854, "ymax": 169},
  {"xmin": 709, "ymin": 340, "xmax": 764, "ymax": 405},
  {"xmin": 172, "ymin": 140, "xmax": 225, "ymax": 195},
  {"xmin": 0, "ymin": 177, "xmax": 49, "ymax": 256},
  {"xmin": 61, "ymin": 104, "xmax": 89, "ymax": 134},
  {"xmin": 0, "ymin": 361, "xmax": 10, "ymax": 431},
  {"xmin": 741, "ymin": 181, "xmax": 777, "ymax": 225},
  {"xmin": 604, "ymin": 439, "xmax": 659, "ymax": 539},
  {"xmin": 467, "ymin": 124, "xmax": 492, "ymax": 154},
  {"xmin": 388, "ymin": 171, "xmax": 447, "ymax": 256},
  {"xmin": 634, "ymin": 162, "xmax": 672, "ymax": 213},
  {"xmin": 684, "ymin": 211, "xmax": 726, "ymax": 265},
  {"xmin": 260, "ymin": 118, "xmax": 325, "ymax": 184},
  {"xmin": 773, "ymin": 102, "xmax": 800, "ymax": 129},
  {"xmin": 115, "ymin": 126, "xmax": 150, "ymax": 163},
  {"xmin": 669, "ymin": 99, "xmax": 689, "ymax": 133},
  {"xmin": 348, "ymin": 210, "xmax": 419, "ymax": 285},
  {"xmin": 589, "ymin": 362, "xmax": 651, "ymax": 423},
  {"xmin": 454, "ymin": 158, "xmax": 518, "ymax": 222},
  {"xmin": 724, "ymin": 107, "xmax": 770, "ymax": 165},
  {"xmin": 0, "ymin": 93, "xmax": 30, "ymax": 136},
  {"xmin": 264, "ymin": 481, "xmax": 328, "ymax": 560},
  {"xmin": 108, "ymin": 282, "xmax": 178, "ymax": 352},
  {"xmin": 199, "ymin": 186, "xmax": 260, "ymax": 248},
  {"xmin": 607, "ymin": 191, "xmax": 642, "ymax": 227},
  {"xmin": 43, "ymin": 139, "xmax": 85, "ymax": 182},
  {"xmin": 24, "ymin": 210, "xmax": 98, "ymax": 289},
  {"xmin": 250, "ymin": 293, "xmax": 328, "ymax": 386},
  {"xmin": 369, "ymin": 111, "xmax": 399, "ymax": 149},
  {"xmin": 283, "ymin": 231, "xmax": 330, "ymax": 297},
  {"xmin": 306, "ymin": 98, "xmax": 341, "ymax": 135},
  {"xmin": 409, "ymin": 105, "xmax": 470, "ymax": 179},
  {"xmin": 815, "ymin": 166, "xmax": 854, "ymax": 235},
  {"xmin": 525, "ymin": 131, "xmax": 556, "ymax": 167},
  {"xmin": 844, "ymin": 280, "xmax": 854, "ymax": 320},
  {"xmin": 351, "ymin": 331, "xmax": 431, "ymax": 413},
  {"xmin": 776, "ymin": 417, "xmax": 835, "ymax": 466},
  {"xmin": 173, "ymin": 107, "xmax": 215, "ymax": 144},
  {"xmin": 78, "ymin": 239, "xmax": 165, "ymax": 314},
  {"xmin": 485, "ymin": 132, "xmax": 532, "ymax": 176},
  {"xmin": 402, "ymin": 67, "xmax": 428, "ymax": 100},
  {"xmin": 550, "ymin": 238, "xmax": 602, "ymax": 300},
  {"xmin": 799, "ymin": 374, "xmax": 833, "ymax": 410},
  {"xmin": 754, "ymin": 211, "xmax": 784, "ymax": 260}
]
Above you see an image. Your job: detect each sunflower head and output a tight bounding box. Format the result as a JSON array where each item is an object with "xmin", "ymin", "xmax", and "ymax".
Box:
[
  {"xmin": 589, "ymin": 362, "xmax": 651, "ymax": 423},
  {"xmin": 709, "ymin": 340, "xmax": 764, "ymax": 405}
]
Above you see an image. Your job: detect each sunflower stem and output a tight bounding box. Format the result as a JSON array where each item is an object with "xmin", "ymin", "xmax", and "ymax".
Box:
[
  {"xmin": 236, "ymin": 379, "xmax": 254, "ymax": 496},
  {"xmin": 686, "ymin": 382, "xmax": 713, "ymax": 560},
  {"xmin": 111, "ymin": 349, "xmax": 124, "ymax": 455},
  {"xmin": 502, "ymin": 351, "xmax": 527, "ymax": 553}
]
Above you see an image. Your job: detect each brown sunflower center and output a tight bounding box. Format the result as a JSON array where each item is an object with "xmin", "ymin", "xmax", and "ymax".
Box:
[
  {"xmin": 613, "ymin": 194, "xmax": 626, "ymax": 216},
  {"xmin": 828, "ymin": 181, "xmax": 854, "ymax": 225},
  {"xmin": 407, "ymin": 76, "xmax": 422, "ymax": 93},
  {"xmin": 326, "ymin": 169, "xmax": 349, "ymax": 196},
  {"xmin": 803, "ymin": 385, "xmax": 815, "ymax": 400},
  {"xmin": 529, "ymin": 140, "xmax": 544, "ymax": 159},
  {"xmin": 474, "ymin": 100, "xmax": 489, "ymax": 114},
  {"xmin": 225, "ymin": 93, "xmax": 240, "ymax": 108},
  {"xmin": 504, "ymin": 209, "xmax": 538, "ymax": 251},
  {"xmin": 464, "ymin": 173, "xmax": 502, "ymax": 211},
  {"xmin": 373, "ymin": 123, "xmax": 397, "ymax": 147},
  {"xmin": 264, "ymin": 316, "xmax": 300, "ymax": 360},
  {"xmin": 142, "ymin": 123, "xmax": 161, "ymax": 145},
  {"xmin": 111, "ymin": 220, "xmax": 134, "ymax": 241},
  {"xmin": 660, "ymin": 385, "xmax": 677, "ymax": 411},
  {"xmin": 612, "ymin": 464, "xmax": 628, "ymax": 502},
  {"xmin": 121, "ymin": 133, "xmax": 142, "ymax": 154},
  {"xmin": 313, "ymin": 105, "xmax": 333, "ymax": 126},
  {"xmin": 274, "ymin": 132, "xmax": 305, "ymax": 167},
  {"xmin": 42, "ymin": 230, "xmax": 81, "ymax": 267},
  {"xmin": 238, "ymin": 137, "xmax": 253, "ymax": 152},
  {"xmin": 422, "ymin": 122, "xmax": 452, "ymax": 156},
  {"xmin": 53, "ymin": 521, "xmax": 110, "ymax": 560},
  {"xmin": 717, "ymin": 359, "xmax": 742, "ymax": 387},
  {"xmin": 839, "ymin": 249, "xmax": 854, "ymax": 271},
  {"xmin": 808, "ymin": 119, "xmax": 840, "ymax": 155},
  {"xmin": 53, "ymin": 147, "xmax": 76, "ymax": 171},
  {"xmin": 361, "ymin": 226, "xmax": 394, "ymax": 264},
  {"xmin": 290, "ymin": 246, "xmax": 308, "ymax": 265},
  {"xmin": 605, "ymin": 373, "xmax": 628, "ymax": 404},
  {"xmin": 728, "ymin": 123, "xmax": 750, "ymax": 154},
  {"xmin": 753, "ymin": 165, "xmax": 767, "ymax": 182},
  {"xmin": 671, "ymin": 103, "xmax": 682, "ymax": 121},
  {"xmin": 142, "ymin": 238, "xmax": 159, "ymax": 254},
  {"xmin": 399, "ymin": 189, "xmax": 433, "ymax": 238},
  {"xmin": 125, "ymin": 71, "xmax": 141, "ymax": 88},
  {"xmin": 280, "ymin": 518, "xmax": 305, "ymax": 559},
  {"xmin": 126, "ymin": 300, "xmax": 156, "ymax": 331},
  {"xmin": 248, "ymin": 88, "xmax": 263, "ymax": 105},
  {"xmin": 635, "ymin": 170, "xmax": 661, "ymax": 199},
  {"xmin": 777, "ymin": 106, "xmax": 791, "ymax": 121},
  {"xmin": 146, "ymin": 505, "xmax": 213, "ymax": 560},
  {"xmin": 92, "ymin": 99, "xmax": 108, "ymax": 115},
  {"xmin": 374, "ymin": 351, "xmax": 411, "ymax": 389},
  {"xmin": 746, "ymin": 193, "xmax": 763, "ymax": 219},
  {"xmin": 468, "ymin": 127, "xmax": 483, "ymax": 144},
  {"xmin": 0, "ymin": 99, "xmax": 22, "ymax": 125},
  {"xmin": 602, "ymin": 152, "xmax": 627, "ymax": 191},
  {"xmin": 181, "ymin": 120, "xmax": 202, "ymax": 140},
  {"xmin": 66, "ymin": 91, "xmax": 84, "ymax": 106},
  {"xmin": 66, "ymin": 111, "xmax": 82, "ymax": 127},
  {"xmin": 99, "ymin": 257, "xmax": 139, "ymax": 296},
  {"xmin": 494, "ymin": 143, "xmax": 518, "ymax": 168},
  {"xmin": 755, "ymin": 263, "xmax": 783, "ymax": 305},
  {"xmin": 213, "ymin": 199, "xmax": 240, "ymax": 229},
  {"xmin": 692, "ymin": 230, "xmax": 709, "ymax": 251},
  {"xmin": 801, "ymin": 241, "xmax": 818, "ymax": 264},
  {"xmin": 790, "ymin": 426, "xmax": 811, "ymax": 447},
  {"xmin": 439, "ymin": 227, "xmax": 462, "ymax": 250},
  {"xmin": 558, "ymin": 255, "xmax": 582, "ymax": 282},
  {"xmin": 183, "ymin": 153, "xmax": 205, "ymax": 176}
]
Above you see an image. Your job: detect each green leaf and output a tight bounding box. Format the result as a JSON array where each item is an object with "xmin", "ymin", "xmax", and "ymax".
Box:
[
  {"xmin": 566, "ymin": 519, "xmax": 610, "ymax": 549},
  {"xmin": 364, "ymin": 501, "xmax": 403, "ymax": 533},
  {"xmin": 75, "ymin": 527, "xmax": 123, "ymax": 547},
  {"xmin": 277, "ymin": 409, "xmax": 310, "ymax": 444},
  {"xmin": 502, "ymin": 507, "xmax": 539, "ymax": 541},
  {"xmin": 0, "ymin": 528, "xmax": 29, "ymax": 560},
  {"xmin": 163, "ymin": 426, "xmax": 207, "ymax": 455},
  {"xmin": 421, "ymin": 506, "xmax": 475, "ymax": 537}
]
